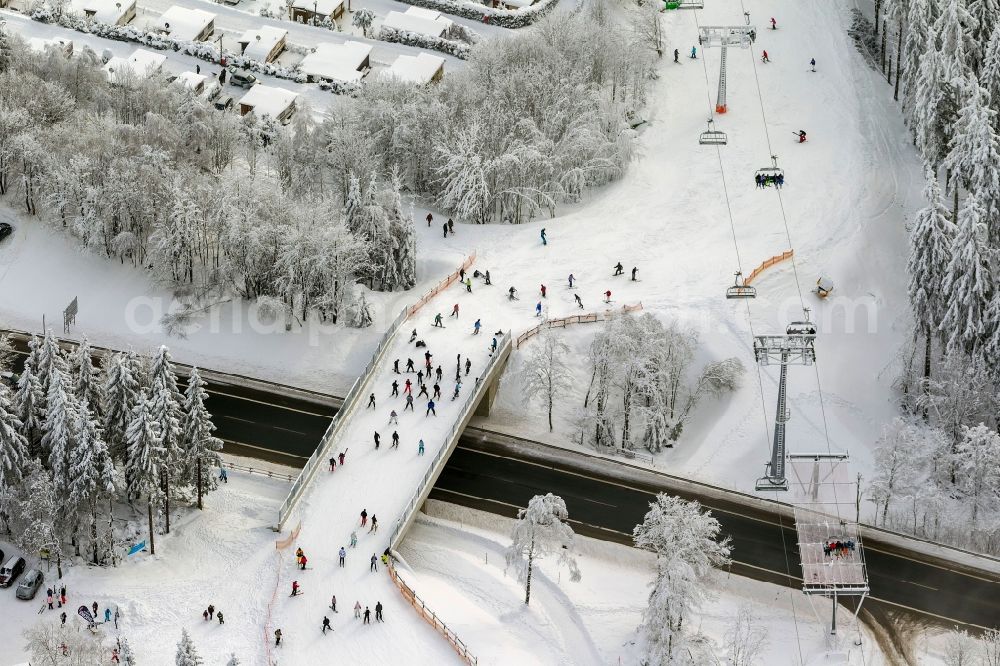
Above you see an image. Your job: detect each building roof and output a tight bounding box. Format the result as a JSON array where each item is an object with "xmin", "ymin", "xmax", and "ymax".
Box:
[
  {"xmin": 378, "ymin": 52, "xmax": 444, "ymax": 85},
  {"xmin": 239, "ymin": 26, "xmax": 287, "ymax": 61},
  {"xmin": 239, "ymin": 84, "xmax": 298, "ymax": 118},
  {"xmin": 289, "ymin": 0, "xmax": 343, "ymax": 16},
  {"xmin": 175, "ymin": 71, "xmax": 208, "ymax": 91},
  {"xmin": 299, "ymin": 41, "xmax": 371, "ymax": 82},
  {"xmin": 156, "ymin": 6, "xmax": 216, "ymax": 41},
  {"xmin": 72, "ymin": 0, "xmax": 136, "ymax": 24},
  {"xmin": 103, "ymin": 48, "xmax": 167, "ymax": 83},
  {"xmin": 382, "ymin": 8, "xmax": 451, "ymax": 38}
]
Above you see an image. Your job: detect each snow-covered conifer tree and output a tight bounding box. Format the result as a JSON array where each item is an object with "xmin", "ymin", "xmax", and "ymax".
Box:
[
  {"xmin": 902, "ymin": 0, "xmax": 934, "ymax": 114},
  {"xmin": 103, "ymin": 352, "xmax": 142, "ymax": 474},
  {"xmin": 0, "ymin": 387, "xmax": 29, "ymax": 522},
  {"xmin": 175, "ymin": 629, "xmax": 204, "ymax": 666},
  {"xmin": 966, "ymin": 0, "xmax": 998, "ymax": 73},
  {"xmin": 35, "ymin": 328, "xmax": 68, "ymax": 402},
  {"xmin": 126, "ymin": 397, "xmax": 164, "ymax": 555},
  {"xmin": 982, "ymin": 24, "xmax": 1000, "ymax": 113},
  {"xmin": 148, "ymin": 346, "xmax": 183, "ymax": 533},
  {"xmin": 907, "ymin": 167, "xmax": 955, "ymax": 385},
  {"xmin": 13, "ymin": 355, "xmax": 44, "ymax": 451},
  {"xmin": 40, "ymin": 366, "xmax": 76, "ymax": 495},
  {"xmin": 120, "ymin": 639, "xmax": 138, "ymax": 666},
  {"xmin": 633, "ymin": 494, "xmax": 731, "ymax": 665},
  {"xmin": 70, "ymin": 336, "xmax": 103, "ymax": 418},
  {"xmin": 519, "ymin": 326, "xmax": 572, "ymax": 432},
  {"xmin": 0, "ymin": 332, "xmax": 15, "ymax": 371},
  {"xmin": 504, "ymin": 493, "xmax": 581, "ymax": 605},
  {"xmin": 69, "ymin": 398, "xmax": 116, "ymax": 564},
  {"xmin": 181, "ymin": 368, "xmax": 222, "ymax": 510}
]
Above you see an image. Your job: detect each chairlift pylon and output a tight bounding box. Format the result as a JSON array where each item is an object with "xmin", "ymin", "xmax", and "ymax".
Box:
[
  {"xmin": 699, "ymin": 119, "xmax": 728, "ymax": 145},
  {"xmin": 726, "ymin": 271, "xmax": 756, "ymax": 299},
  {"xmin": 755, "ymin": 154, "xmax": 784, "ymax": 180},
  {"xmin": 786, "ymin": 307, "xmax": 816, "ymax": 336}
]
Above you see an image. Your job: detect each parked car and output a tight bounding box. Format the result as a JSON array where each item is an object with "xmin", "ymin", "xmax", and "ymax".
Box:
[
  {"xmin": 0, "ymin": 556, "xmax": 26, "ymax": 588},
  {"xmin": 229, "ymin": 69, "xmax": 257, "ymax": 88},
  {"xmin": 15, "ymin": 569, "xmax": 43, "ymax": 600},
  {"xmin": 0, "ymin": 222, "xmax": 13, "ymax": 242},
  {"xmin": 214, "ymin": 94, "xmax": 235, "ymax": 112}
]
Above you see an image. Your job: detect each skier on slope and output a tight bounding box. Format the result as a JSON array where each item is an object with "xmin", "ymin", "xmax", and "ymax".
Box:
[
  {"xmin": 631, "ymin": 267, "xmax": 638, "ymax": 281},
  {"xmin": 535, "ymin": 302, "xmax": 542, "ymax": 317},
  {"xmin": 491, "ymin": 337, "xmax": 498, "ymax": 353},
  {"xmin": 391, "ymin": 431, "xmax": 399, "ymax": 448},
  {"xmin": 575, "ymin": 294, "xmax": 583, "ymax": 309},
  {"xmin": 761, "ymin": 50, "xmax": 770, "ymax": 63},
  {"xmin": 770, "ymin": 16, "xmax": 776, "ymax": 29},
  {"xmin": 810, "ymin": 58, "xmax": 816, "ymax": 71},
  {"xmin": 540, "ymin": 284, "xmax": 546, "ymax": 298},
  {"xmin": 426, "ymin": 212, "xmax": 433, "ymax": 227},
  {"xmin": 433, "ymin": 313, "xmax": 444, "ymax": 327},
  {"xmin": 275, "ymin": 629, "xmax": 282, "ymax": 646},
  {"xmin": 451, "ymin": 303, "xmax": 459, "ymax": 318},
  {"xmin": 391, "ymin": 381, "xmax": 399, "ymax": 397},
  {"xmin": 674, "ymin": 48, "xmax": 679, "ymax": 63},
  {"xmin": 291, "ymin": 581, "xmax": 300, "ymax": 596},
  {"xmin": 406, "ymin": 358, "xmax": 415, "ymax": 372},
  {"xmin": 605, "ymin": 290, "xmax": 612, "ymax": 303},
  {"xmin": 361, "ymin": 509, "xmax": 368, "ymax": 527},
  {"xmin": 417, "ymin": 383, "xmax": 429, "ymax": 398},
  {"xmin": 443, "ymin": 222, "xmax": 448, "ymax": 238},
  {"xmin": 366, "ymin": 393, "xmax": 375, "ymax": 409},
  {"xmin": 339, "ymin": 450, "xmax": 346, "ymax": 466},
  {"xmin": 409, "ymin": 329, "xmax": 417, "ymax": 343},
  {"xmin": 540, "ymin": 228, "xmax": 547, "ymax": 245},
  {"xmin": 797, "ymin": 130, "xmax": 807, "ymax": 143},
  {"xmin": 508, "ymin": 286, "xmax": 518, "ymax": 300},
  {"xmin": 473, "ymin": 319, "xmax": 482, "ymax": 335},
  {"xmin": 374, "ymin": 431, "xmax": 381, "ymax": 449},
  {"xmin": 322, "ymin": 616, "xmax": 332, "ymax": 634},
  {"xmin": 613, "ymin": 262, "xmax": 623, "ymax": 276},
  {"xmin": 690, "ymin": 46, "xmax": 697, "ymax": 58},
  {"xmin": 465, "ymin": 358, "xmax": 471, "ymax": 376},
  {"xmin": 568, "ymin": 273, "xmax": 575, "ymax": 288}
]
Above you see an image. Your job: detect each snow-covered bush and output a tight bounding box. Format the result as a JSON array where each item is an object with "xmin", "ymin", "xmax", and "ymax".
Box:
[
  {"xmin": 394, "ymin": 0, "xmax": 559, "ymax": 29},
  {"xmin": 376, "ymin": 26, "xmax": 472, "ymax": 60}
]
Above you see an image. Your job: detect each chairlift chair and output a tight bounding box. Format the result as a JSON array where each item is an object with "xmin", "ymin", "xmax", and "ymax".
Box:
[
  {"xmin": 726, "ymin": 271, "xmax": 756, "ymax": 299},
  {"xmin": 755, "ymin": 154, "xmax": 784, "ymax": 180},
  {"xmin": 786, "ymin": 308, "xmax": 816, "ymax": 336},
  {"xmin": 699, "ymin": 119, "xmax": 728, "ymax": 145}
]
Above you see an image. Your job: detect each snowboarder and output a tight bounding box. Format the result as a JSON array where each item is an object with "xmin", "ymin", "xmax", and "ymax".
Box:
[
  {"xmin": 453, "ymin": 381, "xmax": 462, "ymax": 399},
  {"xmin": 393, "ymin": 359, "xmax": 400, "ymax": 374},
  {"xmin": 540, "ymin": 228, "xmax": 547, "ymax": 245},
  {"xmin": 375, "ymin": 602, "xmax": 384, "ymax": 622},
  {"xmin": 331, "ymin": 595, "xmax": 338, "ymax": 612},
  {"xmin": 451, "ymin": 303, "xmax": 459, "ymax": 318},
  {"xmin": 291, "ymin": 581, "xmax": 300, "ymax": 596},
  {"xmin": 448, "ymin": 218, "xmax": 454, "ymax": 234},
  {"xmin": 575, "ymin": 294, "xmax": 583, "ymax": 309},
  {"xmin": 405, "ymin": 394, "xmax": 414, "ymax": 411},
  {"xmin": 370, "ymin": 515, "xmax": 378, "ymax": 533},
  {"xmin": 391, "ymin": 381, "xmax": 399, "ymax": 397},
  {"xmin": 354, "ymin": 601, "xmax": 362, "ymax": 618},
  {"xmin": 275, "ymin": 629, "xmax": 282, "ymax": 646},
  {"xmin": 673, "ymin": 48, "xmax": 679, "ymax": 63},
  {"xmin": 690, "ymin": 46, "xmax": 697, "ymax": 58},
  {"xmin": 350, "ymin": 531, "xmax": 357, "ymax": 547},
  {"xmin": 322, "ymin": 616, "xmax": 332, "ymax": 634},
  {"xmin": 770, "ymin": 16, "xmax": 776, "ymax": 29},
  {"xmin": 508, "ymin": 286, "xmax": 518, "ymax": 300},
  {"xmin": 374, "ymin": 431, "xmax": 381, "ymax": 450},
  {"xmin": 491, "ymin": 337, "xmax": 498, "ymax": 352},
  {"xmin": 339, "ymin": 547, "xmax": 347, "ymax": 566},
  {"xmin": 535, "ymin": 302, "xmax": 542, "ymax": 317},
  {"xmin": 406, "ymin": 358, "xmax": 415, "ymax": 372},
  {"xmin": 797, "ymin": 130, "xmax": 807, "ymax": 143},
  {"xmin": 361, "ymin": 509, "xmax": 368, "ymax": 527},
  {"xmin": 370, "ymin": 554, "xmax": 378, "ymax": 572},
  {"xmin": 613, "ymin": 262, "xmax": 623, "ymax": 276},
  {"xmin": 417, "ymin": 383, "xmax": 429, "ymax": 398},
  {"xmin": 761, "ymin": 50, "xmax": 769, "ymax": 63},
  {"xmin": 473, "ymin": 319, "xmax": 482, "ymax": 335},
  {"xmin": 604, "ymin": 290, "xmax": 612, "ymax": 303},
  {"xmin": 391, "ymin": 431, "xmax": 399, "ymax": 448},
  {"xmin": 810, "ymin": 58, "xmax": 816, "ymax": 71},
  {"xmin": 540, "ymin": 284, "xmax": 546, "ymax": 298},
  {"xmin": 364, "ymin": 607, "xmax": 371, "ymax": 624},
  {"xmin": 432, "ymin": 383, "xmax": 441, "ymax": 399},
  {"xmin": 418, "ymin": 369, "xmax": 424, "ymax": 384},
  {"xmin": 442, "ymin": 222, "xmax": 448, "ymax": 238},
  {"xmin": 104, "ymin": 608, "xmax": 111, "ymax": 623},
  {"xmin": 436, "ymin": 366, "xmax": 443, "ymax": 382},
  {"xmin": 409, "ymin": 329, "xmax": 418, "ymax": 343},
  {"xmin": 465, "ymin": 358, "xmax": 471, "ymax": 375},
  {"xmin": 366, "ymin": 393, "xmax": 375, "ymax": 409},
  {"xmin": 425, "ymin": 350, "xmax": 433, "ymax": 367},
  {"xmin": 631, "ymin": 267, "xmax": 638, "ymax": 281},
  {"xmin": 465, "ymin": 277, "xmax": 472, "ymax": 292},
  {"xmin": 426, "ymin": 400, "xmax": 436, "ymax": 416},
  {"xmin": 485, "ymin": 269, "xmax": 492, "ymax": 285},
  {"xmin": 426, "ymin": 212, "xmax": 433, "ymax": 227},
  {"xmin": 418, "ymin": 439, "xmax": 425, "ymax": 455},
  {"xmin": 61, "ymin": 611, "xmax": 67, "ymax": 625}
]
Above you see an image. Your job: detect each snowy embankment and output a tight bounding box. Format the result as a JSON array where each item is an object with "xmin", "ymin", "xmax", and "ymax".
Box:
[{"xmin": 399, "ymin": 500, "xmax": 887, "ymax": 665}]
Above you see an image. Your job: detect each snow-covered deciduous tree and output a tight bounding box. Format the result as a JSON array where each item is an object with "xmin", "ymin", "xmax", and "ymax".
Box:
[
  {"xmin": 120, "ymin": 639, "xmax": 138, "ymax": 666},
  {"xmin": 868, "ymin": 418, "xmax": 938, "ymax": 525},
  {"xmin": 519, "ymin": 326, "xmax": 572, "ymax": 432},
  {"xmin": 225, "ymin": 653, "xmax": 241, "ymax": 666},
  {"xmin": 505, "ymin": 493, "xmax": 581, "ymax": 605},
  {"xmin": 981, "ymin": 628, "xmax": 1000, "ymax": 666},
  {"xmin": 352, "ymin": 7, "xmax": 375, "ymax": 37},
  {"xmin": 633, "ymin": 493, "xmax": 731, "ymax": 665},
  {"xmin": 944, "ymin": 630, "xmax": 980, "ymax": 666},
  {"xmin": 181, "ymin": 368, "xmax": 222, "ymax": 510},
  {"xmin": 952, "ymin": 424, "xmax": 1000, "ymax": 527},
  {"xmin": 907, "ymin": 166, "xmax": 954, "ymax": 388},
  {"xmin": 175, "ymin": 629, "xmax": 204, "ymax": 666},
  {"xmin": 631, "ymin": 0, "xmax": 664, "ymax": 57},
  {"xmin": 126, "ymin": 397, "xmax": 164, "ymax": 555},
  {"xmin": 23, "ymin": 618, "xmax": 108, "ymax": 666},
  {"xmin": 15, "ymin": 459, "xmax": 65, "ymax": 578},
  {"xmin": 724, "ymin": 604, "xmax": 767, "ymax": 666}
]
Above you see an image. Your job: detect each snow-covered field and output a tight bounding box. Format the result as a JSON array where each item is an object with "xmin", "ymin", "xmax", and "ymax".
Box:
[{"xmin": 400, "ymin": 500, "xmax": 886, "ymax": 665}]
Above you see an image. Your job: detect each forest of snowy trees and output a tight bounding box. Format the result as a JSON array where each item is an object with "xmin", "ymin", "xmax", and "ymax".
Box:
[
  {"xmin": 0, "ymin": 4, "xmax": 648, "ymax": 329},
  {"xmin": 864, "ymin": 0, "xmax": 1000, "ymax": 554},
  {"xmin": 0, "ymin": 331, "xmax": 222, "ymax": 570}
]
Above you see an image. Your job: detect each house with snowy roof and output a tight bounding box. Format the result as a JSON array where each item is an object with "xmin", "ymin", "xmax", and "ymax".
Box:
[
  {"xmin": 155, "ymin": 6, "xmax": 216, "ymax": 42},
  {"xmin": 174, "ymin": 71, "xmax": 208, "ymax": 94},
  {"xmin": 238, "ymin": 26, "xmax": 288, "ymax": 63},
  {"xmin": 103, "ymin": 48, "xmax": 167, "ymax": 85},
  {"xmin": 299, "ymin": 41, "xmax": 371, "ymax": 83},
  {"xmin": 72, "ymin": 0, "xmax": 136, "ymax": 25},
  {"xmin": 382, "ymin": 7, "xmax": 453, "ymax": 39},
  {"xmin": 239, "ymin": 85, "xmax": 298, "ymax": 123},
  {"xmin": 288, "ymin": 0, "xmax": 344, "ymax": 24},
  {"xmin": 379, "ymin": 52, "xmax": 444, "ymax": 85}
]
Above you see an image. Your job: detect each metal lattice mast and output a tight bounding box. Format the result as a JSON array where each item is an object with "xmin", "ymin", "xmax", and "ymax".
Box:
[
  {"xmin": 769, "ymin": 351, "xmax": 789, "ymax": 485},
  {"xmin": 716, "ymin": 45, "xmax": 728, "ymax": 113},
  {"xmin": 698, "ymin": 25, "xmax": 755, "ymax": 114}
]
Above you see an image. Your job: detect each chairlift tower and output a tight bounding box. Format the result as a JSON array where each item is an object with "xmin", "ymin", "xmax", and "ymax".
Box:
[
  {"xmin": 698, "ymin": 25, "xmax": 756, "ymax": 113},
  {"xmin": 752, "ymin": 312, "xmax": 816, "ymax": 491}
]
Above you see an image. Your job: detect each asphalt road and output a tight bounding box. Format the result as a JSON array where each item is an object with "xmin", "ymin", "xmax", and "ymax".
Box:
[{"xmin": 6, "ymin": 340, "xmax": 1000, "ymax": 630}]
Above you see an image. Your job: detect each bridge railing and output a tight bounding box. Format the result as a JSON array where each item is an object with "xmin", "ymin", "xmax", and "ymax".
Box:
[
  {"xmin": 276, "ymin": 306, "xmax": 408, "ymax": 530},
  {"xmin": 515, "ymin": 303, "xmax": 643, "ymax": 349},
  {"xmin": 389, "ymin": 332, "xmax": 513, "ymax": 548}
]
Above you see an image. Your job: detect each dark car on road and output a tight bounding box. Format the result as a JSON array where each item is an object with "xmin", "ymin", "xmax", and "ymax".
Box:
[
  {"xmin": 16, "ymin": 569, "xmax": 43, "ymax": 600},
  {"xmin": 0, "ymin": 556, "xmax": 26, "ymax": 588},
  {"xmin": 0, "ymin": 222, "xmax": 12, "ymax": 242}
]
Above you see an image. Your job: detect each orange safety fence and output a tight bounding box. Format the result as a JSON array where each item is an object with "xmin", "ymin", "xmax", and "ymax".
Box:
[
  {"xmin": 516, "ymin": 302, "xmax": 644, "ymax": 349},
  {"xmin": 388, "ymin": 560, "xmax": 478, "ymax": 665},
  {"xmin": 406, "ymin": 252, "xmax": 477, "ymax": 319},
  {"xmin": 265, "ymin": 521, "xmax": 301, "ymax": 664},
  {"xmin": 743, "ymin": 250, "xmax": 794, "ymax": 286}
]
